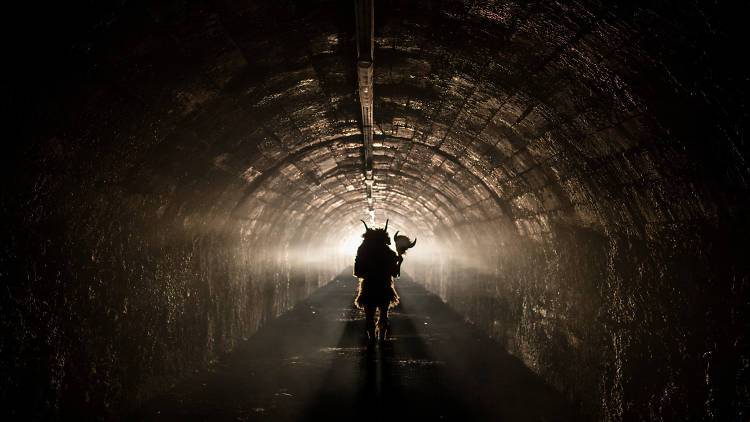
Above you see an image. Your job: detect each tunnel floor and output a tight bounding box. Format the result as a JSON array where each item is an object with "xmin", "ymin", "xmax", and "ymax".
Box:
[{"xmin": 131, "ymin": 270, "xmax": 583, "ymax": 421}]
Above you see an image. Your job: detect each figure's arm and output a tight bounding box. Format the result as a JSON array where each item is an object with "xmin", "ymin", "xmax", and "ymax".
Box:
[
  {"xmin": 354, "ymin": 248, "xmax": 367, "ymax": 278},
  {"xmin": 393, "ymin": 253, "xmax": 403, "ymax": 278},
  {"xmin": 354, "ymin": 253, "xmax": 362, "ymax": 277}
]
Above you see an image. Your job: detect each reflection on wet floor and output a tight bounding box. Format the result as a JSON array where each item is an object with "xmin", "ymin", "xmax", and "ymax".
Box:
[{"xmin": 132, "ymin": 270, "xmax": 583, "ymax": 421}]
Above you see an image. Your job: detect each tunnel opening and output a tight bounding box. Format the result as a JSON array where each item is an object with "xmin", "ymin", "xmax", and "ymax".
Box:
[{"xmin": 2, "ymin": 0, "xmax": 748, "ymax": 420}]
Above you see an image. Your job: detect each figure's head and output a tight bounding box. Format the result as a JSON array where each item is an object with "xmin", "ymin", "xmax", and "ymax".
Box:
[{"xmin": 360, "ymin": 219, "xmax": 391, "ymax": 245}]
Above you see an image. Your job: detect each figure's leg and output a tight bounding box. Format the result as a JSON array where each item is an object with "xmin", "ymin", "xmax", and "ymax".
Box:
[
  {"xmin": 364, "ymin": 305, "xmax": 376, "ymax": 341},
  {"xmin": 376, "ymin": 303, "xmax": 390, "ymax": 341}
]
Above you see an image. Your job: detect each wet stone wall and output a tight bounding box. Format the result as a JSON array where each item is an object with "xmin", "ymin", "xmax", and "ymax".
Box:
[
  {"xmin": 1, "ymin": 2, "xmax": 341, "ymax": 417},
  {"xmin": 0, "ymin": 150, "xmax": 334, "ymax": 420},
  {"xmin": 410, "ymin": 218, "xmax": 750, "ymax": 420}
]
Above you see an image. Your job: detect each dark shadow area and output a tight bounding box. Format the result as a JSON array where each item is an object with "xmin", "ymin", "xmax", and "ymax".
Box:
[
  {"xmin": 302, "ymin": 278, "xmax": 474, "ymax": 421},
  {"xmin": 397, "ymin": 276, "xmax": 586, "ymax": 421},
  {"xmin": 131, "ymin": 269, "xmax": 584, "ymax": 421}
]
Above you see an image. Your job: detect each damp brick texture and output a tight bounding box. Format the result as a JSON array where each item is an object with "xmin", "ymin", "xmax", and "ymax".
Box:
[{"xmin": 1, "ymin": 0, "xmax": 748, "ymax": 420}]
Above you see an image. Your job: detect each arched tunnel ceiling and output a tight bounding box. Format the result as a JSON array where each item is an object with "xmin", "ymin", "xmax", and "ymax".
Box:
[
  {"xmin": 204, "ymin": 0, "xmax": 713, "ymax": 245},
  {"xmin": 195, "ymin": 0, "xmax": 629, "ymax": 243},
  {"xmin": 13, "ymin": 0, "xmax": 744, "ymax": 248}
]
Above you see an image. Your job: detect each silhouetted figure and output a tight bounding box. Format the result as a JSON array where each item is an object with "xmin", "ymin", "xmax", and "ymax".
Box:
[{"xmin": 353, "ymin": 219, "xmax": 416, "ymax": 342}]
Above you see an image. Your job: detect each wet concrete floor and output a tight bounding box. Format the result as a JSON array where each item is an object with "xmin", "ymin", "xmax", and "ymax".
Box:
[{"xmin": 132, "ymin": 270, "xmax": 583, "ymax": 421}]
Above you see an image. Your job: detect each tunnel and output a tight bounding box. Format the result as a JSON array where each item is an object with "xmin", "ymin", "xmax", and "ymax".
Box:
[{"xmin": 2, "ymin": 0, "xmax": 748, "ymax": 420}]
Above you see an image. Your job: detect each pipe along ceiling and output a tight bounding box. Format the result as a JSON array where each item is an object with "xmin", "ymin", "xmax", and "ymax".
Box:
[{"xmin": 2, "ymin": 0, "xmax": 748, "ymax": 420}]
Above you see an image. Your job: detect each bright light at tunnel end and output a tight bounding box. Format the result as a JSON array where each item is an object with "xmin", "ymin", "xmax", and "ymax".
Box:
[
  {"xmin": 333, "ymin": 223, "xmax": 439, "ymax": 265},
  {"xmin": 338, "ymin": 234, "xmax": 363, "ymax": 256}
]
